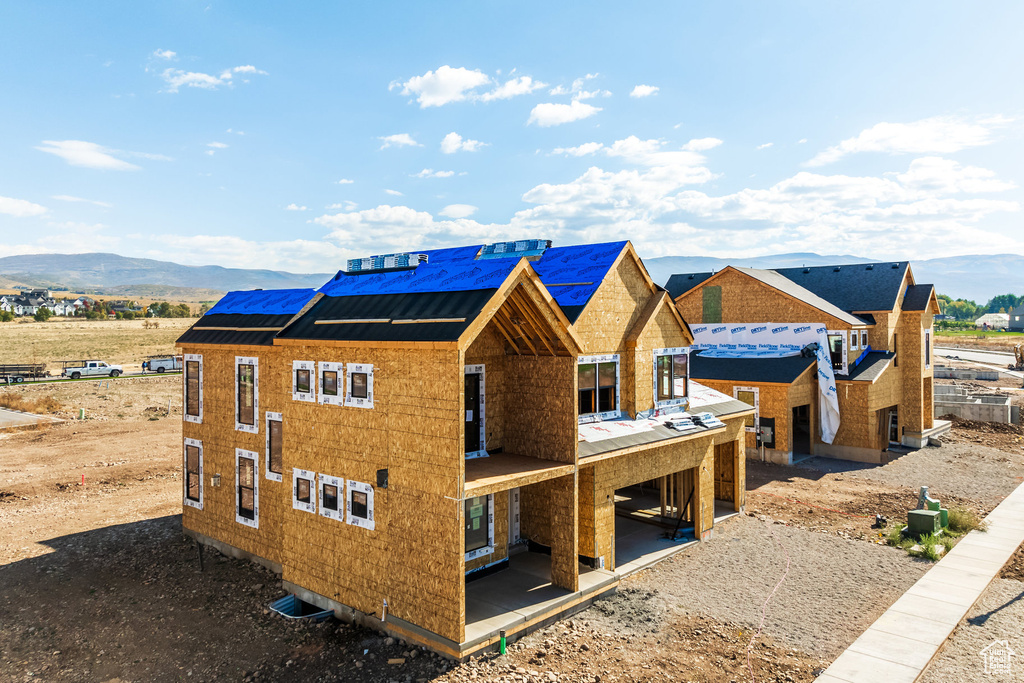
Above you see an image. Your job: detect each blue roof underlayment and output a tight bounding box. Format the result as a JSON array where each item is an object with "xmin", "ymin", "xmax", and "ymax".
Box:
[
  {"xmin": 317, "ymin": 240, "xmax": 628, "ymax": 314},
  {"xmin": 206, "ymin": 288, "xmax": 318, "ymax": 316}
]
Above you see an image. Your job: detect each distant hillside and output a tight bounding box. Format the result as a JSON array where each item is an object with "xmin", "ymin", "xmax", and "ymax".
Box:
[
  {"xmin": 644, "ymin": 253, "xmax": 1024, "ymax": 303},
  {"xmin": 3, "ymin": 250, "xmax": 1021, "ymax": 305},
  {"xmin": 0, "ymin": 253, "xmax": 332, "ymax": 292}
]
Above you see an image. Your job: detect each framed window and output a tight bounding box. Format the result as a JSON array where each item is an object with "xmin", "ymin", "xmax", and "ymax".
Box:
[
  {"xmin": 849, "ymin": 331, "xmax": 859, "ymax": 351},
  {"xmin": 464, "ymin": 494, "xmax": 494, "ymax": 562},
  {"xmin": 826, "ymin": 331, "xmax": 848, "ymax": 375},
  {"xmin": 734, "ymin": 386, "xmax": 759, "ymax": 433},
  {"xmin": 292, "ymin": 360, "xmax": 316, "ymax": 402},
  {"xmin": 318, "ymin": 474, "xmax": 344, "ymax": 522},
  {"xmin": 317, "ymin": 361, "xmax": 344, "ymax": 406},
  {"xmin": 464, "ymin": 364, "xmax": 486, "ymax": 459},
  {"xmin": 345, "ymin": 363, "xmax": 374, "ymax": 408},
  {"xmin": 653, "ymin": 347, "xmax": 689, "ymax": 408},
  {"xmin": 292, "ymin": 468, "xmax": 317, "ymax": 513},
  {"xmin": 184, "ymin": 354, "xmax": 203, "ymax": 423},
  {"xmin": 265, "ymin": 412, "xmax": 283, "ymax": 482},
  {"xmin": 183, "ymin": 438, "xmax": 203, "ymax": 510},
  {"xmin": 894, "ymin": 333, "xmax": 899, "ymax": 367},
  {"xmin": 235, "ymin": 449, "xmax": 259, "ymax": 528},
  {"xmin": 861, "ymin": 330, "xmax": 869, "ymax": 348},
  {"xmin": 925, "ymin": 329, "xmax": 931, "ymax": 369},
  {"xmin": 346, "ymin": 480, "xmax": 375, "ymax": 530},
  {"xmin": 577, "ymin": 354, "xmax": 620, "ymax": 421},
  {"xmin": 235, "ymin": 356, "xmax": 258, "ymax": 433}
]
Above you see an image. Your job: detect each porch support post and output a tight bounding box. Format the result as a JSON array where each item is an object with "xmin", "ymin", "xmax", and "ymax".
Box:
[
  {"xmin": 733, "ymin": 437, "xmax": 745, "ymax": 512},
  {"xmin": 694, "ymin": 441, "xmax": 715, "ymax": 540},
  {"xmin": 549, "ymin": 472, "xmax": 579, "ymax": 591}
]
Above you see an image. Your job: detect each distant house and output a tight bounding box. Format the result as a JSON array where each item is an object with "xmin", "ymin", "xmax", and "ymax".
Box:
[
  {"xmin": 1009, "ymin": 305, "xmax": 1024, "ymax": 333},
  {"xmin": 0, "ymin": 296, "xmax": 12, "ymax": 314},
  {"xmin": 975, "ymin": 313, "xmax": 1009, "ymax": 330}
]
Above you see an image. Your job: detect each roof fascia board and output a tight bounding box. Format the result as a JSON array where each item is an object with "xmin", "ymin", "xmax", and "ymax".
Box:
[{"xmin": 272, "ymin": 337, "xmax": 457, "ymax": 350}]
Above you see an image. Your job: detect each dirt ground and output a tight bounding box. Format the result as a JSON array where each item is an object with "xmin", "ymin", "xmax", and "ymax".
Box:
[
  {"xmin": 4, "ymin": 380, "xmax": 1024, "ymax": 682},
  {"xmin": 935, "ymin": 333, "xmax": 1024, "ymax": 354},
  {"xmin": 0, "ymin": 318, "xmax": 194, "ymax": 370}
]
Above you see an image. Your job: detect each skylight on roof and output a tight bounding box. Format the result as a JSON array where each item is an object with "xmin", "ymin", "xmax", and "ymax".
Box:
[{"xmin": 346, "ymin": 252, "xmax": 428, "ymax": 273}]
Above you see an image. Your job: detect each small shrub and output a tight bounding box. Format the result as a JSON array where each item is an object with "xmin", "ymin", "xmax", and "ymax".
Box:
[
  {"xmin": 0, "ymin": 393, "xmax": 63, "ymax": 414},
  {"xmin": 947, "ymin": 506, "xmax": 988, "ymax": 535}
]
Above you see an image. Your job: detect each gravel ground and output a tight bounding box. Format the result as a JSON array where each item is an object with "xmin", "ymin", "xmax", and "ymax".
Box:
[
  {"xmin": 798, "ymin": 440, "xmax": 1024, "ymax": 506},
  {"xmin": 920, "ymin": 578, "xmax": 1024, "ymax": 682},
  {"xmin": 626, "ymin": 514, "xmax": 929, "ymax": 659}
]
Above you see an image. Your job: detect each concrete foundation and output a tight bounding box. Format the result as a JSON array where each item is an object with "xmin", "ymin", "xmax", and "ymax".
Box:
[
  {"xmin": 934, "ymin": 386, "xmax": 1012, "ymax": 423},
  {"xmin": 933, "ymin": 365, "xmax": 1000, "ymax": 381}
]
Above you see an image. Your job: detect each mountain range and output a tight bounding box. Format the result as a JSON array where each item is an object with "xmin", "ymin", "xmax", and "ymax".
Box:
[{"xmin": 1, "ymin": 251, "xmax": 1021, "ymax": 304}]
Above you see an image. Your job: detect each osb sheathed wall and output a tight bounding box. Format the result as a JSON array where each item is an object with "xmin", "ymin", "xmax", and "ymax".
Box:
[
  {"xmin": 673, "ymin": 270, "xmax": 859, "ymax": 332},
  {"xmin": 631, "ymin": 301, "xmax": 692, "ymax": 415},
  {"xmin": 572, "ymin": 253, "xmax": 656, "ymax": 416},
  {"xmin": 519, "ymin": 473, "xmax": 578, "ymax": 590},
  {"xmin": 180, "ymin": 343, "xmax": 287, "ymax": 567},
  {"xmin": 221, "ymin": 341, "xmax": 467, "ymax": 643},
  {"xmin": 503, "ymin": 355, "xmax": 576, "ymax": 463}
]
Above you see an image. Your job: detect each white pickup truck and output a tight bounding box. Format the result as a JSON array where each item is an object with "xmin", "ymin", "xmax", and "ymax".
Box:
[
  {"xmin": 143, "ymin": 356, "xmax": 183, "ymax": 373},
  {"xmin": 61, "ymin": 360, "xmax": 124, "ymax": 380}
]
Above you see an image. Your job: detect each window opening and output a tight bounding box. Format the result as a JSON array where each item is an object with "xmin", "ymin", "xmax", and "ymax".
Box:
[
  {"xmin": 464, "ymin": 365, "xmax": 486, "ymax": 459},
  {"xmin": 734, "ymin": 386, "xmax": 759, "ymax": 434},
  {"xmin": 827, "ymin": 333, "xmax": 845, "ymax": 372},
  {"xmin": 861, "ymin": 330, "xmax": 869, "ymax": 348},
  {"xmin": 265, "ymin": 412, "xmax": 283, "ymax": 482},
  {"xmin": 345, "ymin": 363, "xmax": 374, "ymax": 408},
  {"xmin": 292, "ymin": 468, "xmax": 317, "ymax": 513},
  {"xmin": 653, "ymin": 347, "xmax": 690, "ymax": 407},
  {"xmin": 292, "ymin": 360, "xmax": 316, "ymax": 402},
  {"xmin": 317, "ymin": 362, "xmax": 344, "ymax": 406},
  {"xmin": 184, "ymin": 438, "xmax": 202, "ymax": 509},
  {"xmin": 464, "ymin": 494, "xmax": 494, "ymax": 562},
  {"xmin": 184, "ymin": 355, "xmax": 203, "ymax": 423},
  {"xmin": 577, "ymin": 355, "xmax": 620, "ymax": 421},
  {"xmin": 346, "ymin": 480, "xmax": 375, "ymax": 530},
  {"xmin": 235, "ymin": 357, "xmax": 258, "ymax": 433},
  {"xmin": 235, "ymin": 449, "xmax": 259, "ymax": 528},
  {"xmin": 318, "ymin": 474, "xmax": 344, "ymax": 522}
]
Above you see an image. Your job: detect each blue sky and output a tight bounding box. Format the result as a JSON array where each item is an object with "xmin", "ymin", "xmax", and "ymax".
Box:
[{"xmin": 1, "ymin": 2, "xmax": 1022, "ymax": 272}]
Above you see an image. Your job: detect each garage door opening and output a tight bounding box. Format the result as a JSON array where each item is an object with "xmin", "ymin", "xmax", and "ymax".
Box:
[{"xmin": 613, "ymin": 473, "xmax": 698, "ymax": 574}]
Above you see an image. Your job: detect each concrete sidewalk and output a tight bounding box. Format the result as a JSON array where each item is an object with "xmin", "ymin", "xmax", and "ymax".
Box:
[
  {"xmin": 817, "ymin": 483, "xmax": 1024, "ymax": 683},
  {"xmin": 0, "ymin": 407, "xmax": 62, "ymax": 429}
]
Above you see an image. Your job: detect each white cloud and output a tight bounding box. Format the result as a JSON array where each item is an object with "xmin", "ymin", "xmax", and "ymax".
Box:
[
  {"xmin": 0, "ymin": 195, "xmax": 48, "ymax": 217},
  {"xmin": 630, "ymin": 84, "xmax": 659, "ymax": 98},
  {"xmin": 51, "ymin": 195, "xmax": 112, "ymax": 208},
  {"xmin": 227, "ymin": 128, "xmax": 245, "ymax": 135},
  {"xmin": 207, "ymin": 141, "xmax": 229, "ymax": 149},
  {"xmin": 756, "ymin": 142, "xmax": 774, "ymax": 150},
  {"xmin": 159, "ymin": 63, "xmax": 267, "ymax": 93},
  {"xmin": 480, "ymin": 76, "xmax": 547, "ymax": 102},
  {"xmin": 141, "ymin": 234, "xmax": 350, "ymax": 272},
  {"xmin": 35, "ymin": 140, "xmax": 146, "ymax": 171},
  {"xmin": 553, "ymin": 142, "xmax": 605, "ymax": 157},
  {"xmin": 391, "ymin": 65, "xmax": 491, "ymax": 107},
  {"xmin": 528, "ymin": 100, "xmax": 602, "ymax": 127},
  {"xmin": 384, "ymin": 189, "xmax": 403, "ymax": 196},
  {"xmin": 379, "ymin": 133, "xmax": 422, "ymax": 150},
  {"xmin": 440, "ymin": 132, "xmax": 488, "ymax": 154},
  {"xmin": 682, "ymin": 138, "xmax": 723, "ymax": 152},
  {"xmin": 893, "ymin": 156, "xmax": 1015, "ymax": 194},
  {"xmin": 204, "ymin": 150, "xmax": 215, "ymax": 156},
  {"xmin": 797, "ymin": 138, "xmax": 808, "ymax": 144},
  {"xmin": 413, "ymin": 169, "xmax": 455, "ymax": 179},
  {"xmin": 439, "ymin": 204, "xmax": 478, "ymax": 218},
  {"xmin": 327, "ymin": 201, "xmax": 358, "ymax": 210},
  {"xmin": 337, "ymin": 178, "xmax": 355, "ymax": 184},
  {"xmin": 806, "ymin": 116, "xmax": 1004, "ymax": 166},
  {"xmin": 285, "ymin": 204, "xmax": 308, "ymax": 211},
  {"xmin": 153, "ymin": 49, "xmax": 177, "ymax": 60}
]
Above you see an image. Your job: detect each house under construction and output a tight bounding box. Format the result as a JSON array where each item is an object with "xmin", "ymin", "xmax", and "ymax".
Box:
[{"xmin": 177, "ymin": 240, "xmax": 753, "ymax": 657}]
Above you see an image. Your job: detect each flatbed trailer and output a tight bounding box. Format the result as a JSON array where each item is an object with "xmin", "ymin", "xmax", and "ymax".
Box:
[{"xmin": 0, "ymin": 363, "xmax": 48, "ymax": 384}]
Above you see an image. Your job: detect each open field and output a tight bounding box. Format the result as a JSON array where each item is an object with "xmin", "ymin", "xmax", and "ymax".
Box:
[
  {"xmin": 4, "ymin": 375, "xmax": 1024, "ymax": 681},
  {"xmin": 0, "ymin": 318, "xmax": 194, "ymax": 370},
  {"xmin": 936, "ymin": 331, "xmax": 1024, "ymax": 353}
]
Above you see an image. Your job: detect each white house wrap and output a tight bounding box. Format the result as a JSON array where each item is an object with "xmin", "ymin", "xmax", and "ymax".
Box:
[{"xmin": 689, "ymin": 322, "xmax": 841, "ymax": 444}]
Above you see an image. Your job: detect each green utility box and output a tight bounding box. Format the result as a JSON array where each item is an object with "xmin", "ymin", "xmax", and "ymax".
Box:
[
  {"xmin": 908, "ymin": 509, "xmax": 942, "ymax": 536},
  {"xmin": 925, "ymin": 500, "xmax": 949, "ymax": 528}
]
